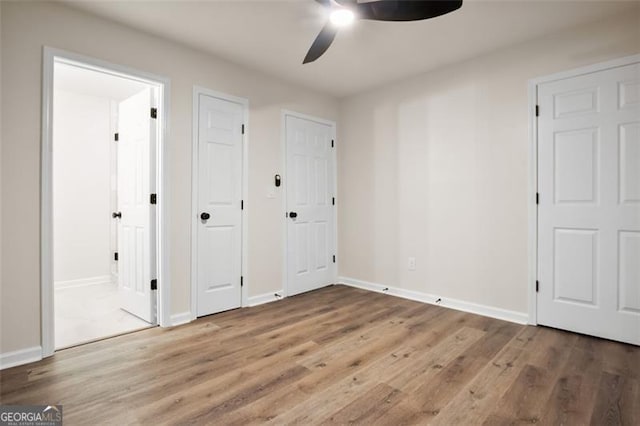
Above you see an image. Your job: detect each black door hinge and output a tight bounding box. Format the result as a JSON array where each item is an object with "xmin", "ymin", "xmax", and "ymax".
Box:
[
  {"xmin": 240, "ymin": 276, "xmax": 244, "ymax": 287},
  {"xmin": 333, "ymin": 255, "xmax": 336, "ymax": 263},
  {"xmin": 536, "ymin": 280, "xmax": 539, "ymax": 293},
  {"xmin": 150, "ymin": 193, "xmax": 157, "ymax": 205},
  {"xmin": 536, "ymin": 193, "xmax": 539, "ymax": 205},
  {"xmin": 114, "ymin": 252, "xmax": 118, "ymax": 261},
  {"xmin": 535, "ymin": 105, "xmax": 539, "ymax": 117},
  {"xmin": 331, "ymin": 139, "xmax": 334, "ymax": 148},
  {"xmin": 241, "ymin": 200, "xmax": 244, "ymax": 210},
  {"xmin": 332, "ymin": 197, "xmax": 335, "ymax": 206},
  {"xmin": 114, "ymin": 133, "xmax": 119, "ymax": 142},
  {"xmin": 151, "ymin": 279, "xmax": 157, "ymax": 290},
  {"xmin": 242, "ymin": 124, "xmax": 245, "ymax": 135},
  {"xmin": 151, "ymin": 108, "xmax": 158, "ymax": 119}
]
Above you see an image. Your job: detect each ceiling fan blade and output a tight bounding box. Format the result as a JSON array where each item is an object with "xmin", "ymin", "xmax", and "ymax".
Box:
[
  {"xmin": 303, "ymin": 22, "xmax": 339, "ymax": 64},
  {"xmin": 313, "ymin": 0, "xmax": 331, "ymax": 5},
  {"xmin": 356, "ymin": 0, "xmax": 463, "ymax": 22}
]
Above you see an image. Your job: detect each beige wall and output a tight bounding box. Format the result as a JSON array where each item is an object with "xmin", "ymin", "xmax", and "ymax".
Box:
[
  {"xmin": 0, "ymin": 1, "xmax": 338, "ymax": 353},
  {"xmin": 338, "ymin": 11, "xmax": 640, "ymax": 315},
  {"xmin": 0, "ymin": 2, "xmax": 3, "ymax": 352}
]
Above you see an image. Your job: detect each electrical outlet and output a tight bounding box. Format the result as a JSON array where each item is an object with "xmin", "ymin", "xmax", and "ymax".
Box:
[{"xmin": 408, "ymin": 257, "xmax": 416, "ymax": 271}]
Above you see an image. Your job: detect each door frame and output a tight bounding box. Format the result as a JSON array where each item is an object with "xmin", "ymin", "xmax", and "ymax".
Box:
[
  {"xmin": 41, "ymin": 46, "xmax": 172, "ymax": 357},
  {"xmin": 281, "ymin": 110, "xmax": 338, "ymax": 298},
  {"xmin": 191, "ymin": 86, "xmax": 249, "ymax": 319},
  {"xmin": 527, "ymin": 53, "xmax": 640, "ymax": 325}
]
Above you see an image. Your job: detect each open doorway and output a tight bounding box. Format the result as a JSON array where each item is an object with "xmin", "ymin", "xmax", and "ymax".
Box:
[{"xmin": 50, "ymin": 60, "xmax": 159, "ymax": 349}]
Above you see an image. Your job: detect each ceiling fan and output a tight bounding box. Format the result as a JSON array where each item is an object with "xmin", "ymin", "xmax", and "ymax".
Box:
[{"xmin": 304, "ymin": 0, "xmax": 463, "ymax": 64}]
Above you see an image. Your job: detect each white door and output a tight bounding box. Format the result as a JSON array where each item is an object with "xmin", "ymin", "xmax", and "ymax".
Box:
[
  {"xmin": 116, "ymin": 87, "xmax": 156, "ymax": 323},
  {"xmin": 285, "ymin": 114, "xmax": 336, "ymax": 296},
  {"xmin": 538, "ymin": 61, "xmax": 640, "ymax": 345},
  {"xmin": 196, "ymin": 94, "xmax": 243, "ymax": 316}
]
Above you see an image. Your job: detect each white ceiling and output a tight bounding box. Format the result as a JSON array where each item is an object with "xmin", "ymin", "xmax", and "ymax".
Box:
[
  {"xmin": 55, "ymin": 62, "xmax": 149, "ymax": 101},
  {"xmin": 62, "ymin": 0, "xmax": 639, "ymax": 97}
]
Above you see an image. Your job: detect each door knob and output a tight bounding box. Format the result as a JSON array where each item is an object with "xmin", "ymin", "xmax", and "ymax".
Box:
[
  {"xmin": 289, "ymin": 212, "xmax": 297, "ymax": 218},
  {"xmin": 112, "ymin": 212, "xmax": 122, "ymax": 219},
  {"xmin": 200, "ymin": 212, "xmax": 211, "ymax": 220}
]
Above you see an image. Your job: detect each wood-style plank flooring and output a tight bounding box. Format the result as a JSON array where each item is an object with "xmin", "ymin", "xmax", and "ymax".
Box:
[{"xmin": 1, "ymin": 285, "xmax": 638, "ymax": 425}]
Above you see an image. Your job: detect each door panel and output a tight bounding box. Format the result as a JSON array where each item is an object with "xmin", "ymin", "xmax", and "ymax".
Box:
[
  {"xmin": 620, "ymin": 122, "xmax": 640, "ymax": 203},
  {"xmin": 553, "ymin": 128, "xmax": 598, "ymax": 203},
  {"xmin": 553, "ymin": 228, "xmax": 597, "ymax": 305},
  {"xmin": 117, "ymin": 88, "xmax": 155, "ymax": 323},
  {"xmin": 286, "ymin": 115, "xmax": 335, "ymax": 296},
  {"xmin": 538, "ymin": 61, "xmax": 640, "ymax": 345},
  {"xmin": 196, "ymin": 94, "xmax": 243, "ymax": 317},
  {"xmin": 619, "ymin": 231, "xmax": 640, "ymax": 313}
]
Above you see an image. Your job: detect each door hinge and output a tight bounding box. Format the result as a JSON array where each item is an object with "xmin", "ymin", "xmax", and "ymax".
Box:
[
  {"xmin": 150, "ymin": 193, "xmax": 157, "ymax": 205},
  {"xmin": 241, "ymin": 200, "xmax": 244, "ymax": 210},
  {"xmin": 333, "ymin": 255, "xmax": 336, "ymax": 263},
  {"xmin": 536, "ymin": 193, "xmax": 539, "ymax": 205},
  {"xmin": 535, "ymin": 105, "xmax": 539, "ymax": 117},
  {"xmin": 151, "ymin": 279, "xmax": 157, "ymax": 290},
  {"xmin": 151, "ymin": 108, "xmax": 158, "ymax": 119},
  {"xmin": 114, "ymin": 133, "xmax": 119, "ymax": 142},
  {"xmin": 242, "ymin": 124, "xmax": 245, "ymax": 134},
  {"xmin": 332, "ymin": 197, "xmax": 335, "ymax": 206},
  {"xmin": 536, "ymin": 280, "xmax": 539, "ymax": 293},
  {"xmin": 114, "ymin": 252, "xmax": 118, "ymax": 261},
  {"xmin": 241, "ymin": 276, "xmax": 244, "ymax": 287},
  {"xmin": 331, "ymin": 139, "xmax": 334, "ymax": 148}
]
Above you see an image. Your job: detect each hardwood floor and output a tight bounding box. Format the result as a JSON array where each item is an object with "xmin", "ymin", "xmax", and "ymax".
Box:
[{"xmin": 1, "ymin": 285, "xmax": 638, "ymax": 425}]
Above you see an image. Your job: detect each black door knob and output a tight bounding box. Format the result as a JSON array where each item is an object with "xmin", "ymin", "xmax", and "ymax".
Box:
[
  {"xmin": 200, "ymin": 212, "xmax": 211, "ymax": 220},
  {"xmin": 112, "ymin": 212, "xmax": 122, "ymax": 219},
  {"xmin": 289, "ymin": 212, "xmax": 297, "ymax": 218}
]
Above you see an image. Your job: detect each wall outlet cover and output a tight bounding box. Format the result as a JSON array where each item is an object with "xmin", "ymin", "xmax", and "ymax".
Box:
[{"xmin": 408, "ymin": 257, "xmax": 416, "ymax": 271}]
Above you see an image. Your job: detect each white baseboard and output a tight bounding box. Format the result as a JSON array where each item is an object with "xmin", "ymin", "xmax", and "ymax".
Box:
[
  {"xmin": 183, "ymin": 291, "xmax": 285, "ymax": 322},
  {"xmin": 339, "ymin": 277, "xmax": 528, "ymax": 325},
  {"xmin": 171, "ymin": 311, "xmax": 192, "ymax": 327},
  {"xmin": 248, "ymin": 291, "xmax": 284, "ymax": 307},
  {"xmin": 55, "ymin": 275, "xmax": 112, "ymax": 289},
  {"xmin": 0, "ymin": 346, "xmax": 42, "ymax": 370}
]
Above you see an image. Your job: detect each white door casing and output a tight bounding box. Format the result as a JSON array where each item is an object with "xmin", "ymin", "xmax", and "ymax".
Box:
[
  {"xmin": 42, "ymin": 48, "xmax": 171, "ymax": 358},
  {"xmin": 285, "ymin": 114, "xmax": 336, "ymax": 297},
  {"xmin": 537, "ymin": 61, "xmax": 640, "ymax": 345},
  {"xmin": 195, "ymin": 93, "xmax": 243, "ymax": 316},
  {"xmin": 117, "ymin": 87, "xmax": 156, "ymax": 323}
]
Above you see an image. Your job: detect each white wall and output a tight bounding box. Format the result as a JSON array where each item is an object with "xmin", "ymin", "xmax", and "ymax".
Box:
[
  {"xmin": 0, "ymin": 1, "xmax": 338, "ymax": 355},
  {"xmin": 338, "ymin": 11, "xmax": 640, "ymax": 316},
  {"xmin": 53, "ymin": 89, "xmax": 112, "ymax": 286}
]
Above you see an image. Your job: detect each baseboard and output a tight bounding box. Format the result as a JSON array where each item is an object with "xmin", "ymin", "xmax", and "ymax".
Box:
[
  {"xmin": 0, "ymin": 346, "xmax": 42, "ymax": 370},
  {"xmin": 55, "ymin": 275, "xmax": 113, "ymax": 289},
  {"xmin": 339, "ymin": 277, "xmax": 528, "ymax": 325},
  {"xmin": 248, "ymin": 291, "xmax": 284, "ymax": 307},
  {"xmin": 170, "ymin": 312, "xmax": 192, "ymax": 327},
  {"xmin": 185, "ymin": 292, "xmax": 283, "ymax": 319}
]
